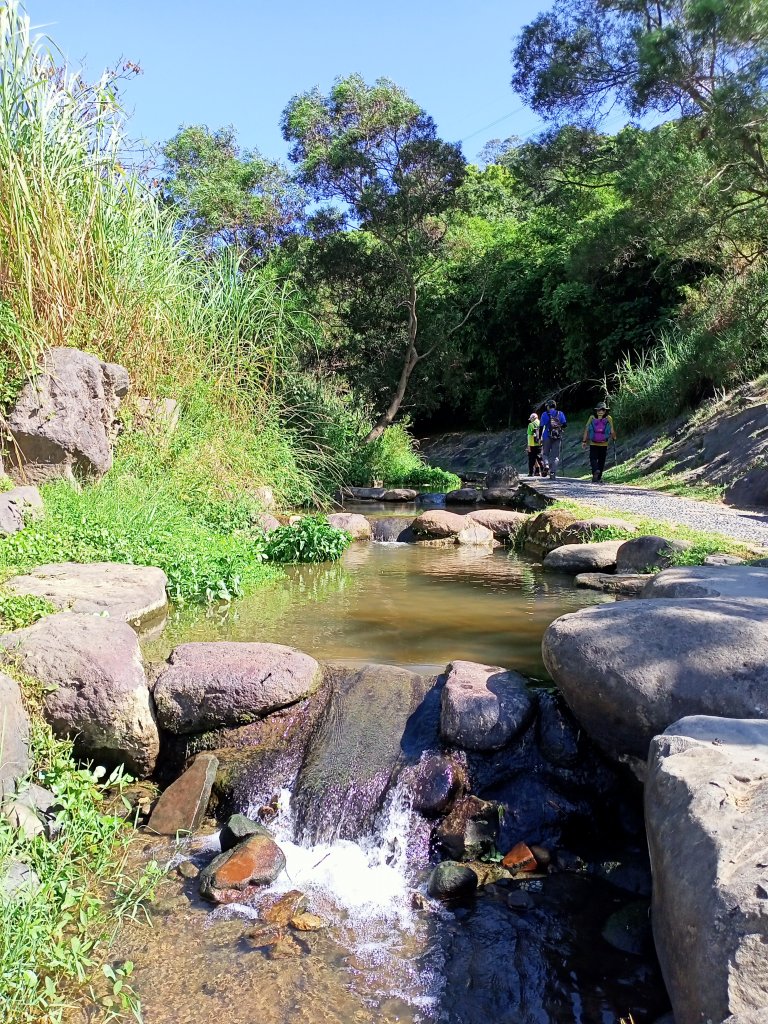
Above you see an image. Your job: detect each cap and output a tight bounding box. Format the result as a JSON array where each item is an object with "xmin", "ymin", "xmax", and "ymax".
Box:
[
  {"xmin": 594, "ymin": 401, "xmax": 609, "ymax": 411},
  {"xmin": 529, "ymin": 413, "xmax": 538, "ymax": 422}
]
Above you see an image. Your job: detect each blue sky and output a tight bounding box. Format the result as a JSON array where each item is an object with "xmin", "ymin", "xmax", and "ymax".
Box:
[{"xmin": 27, "ymin": 0, "xmax": 549, "ymax": 164}]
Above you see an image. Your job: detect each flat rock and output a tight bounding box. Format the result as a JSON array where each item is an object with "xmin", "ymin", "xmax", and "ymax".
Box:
[
  {"xmin": 542, "ymin": 598, "xmax": 768, "ymax": 760},
  {"xmin": 380, "ymin": 488, "xmax": 418, "ymax": 501},
  {"xmin": 411, "ymin": 510, "xmax": 467, "ymax": 539},
  {"xmin": 542, "ymin": 540, "xmax": 624, "ymax": 574},
  {"xmin": 480, "ymin": 487, "xmax": 522, "ymax": 505},
  {"xmin": 371, "ymin": 517, "xmax": 415, "ymax": 542},
  {"xmin": 647, "ymin": 717, "xmax": 768, "ymax": 1024},
  {"xmin": 0, "ymin": 613, "xmax": 158, "ymax": 776},
  {"xmin": 5, "ymin": 347, "xmax": 128, "ymax": 483},
  {"xmin": 615, "ymin": 535, "xmax": 692, "ymax": 573},
  {"xmin": 326, "ymin": 512, "xmax": 371, "ymax": 540},
  {"xmin": 440, "ymin": 660, "xmax": 535, "ymax": 751},
  {"xmin": 147, "ymin": 753, "xmax": 218, "ymax": 835},
  {"xmin": 5, "ymin": 562, "xmax": 168, "ymax": 632},
  {"xmin": 0, "ymin": 486, "xmax": 43, "ymax": 537},
  {"xmin": 643, "ymin": 564, "xmax": 768, "ymax": 600},
  {"xmin": 704, "ymin": 553, "xmax": 745, "ymax": 566},
  {"xmin": 574, "ymin": 572, "xmax": 648, "ymax": 596},
  {"xmin": 446, "ymin": 487, "xmax": 481, "ymax": 504},
  {"xmin": 153, "ymin": 642, "xmax": 323, "ymax": 735},
  {"xmin": 199, "ymin": 831, "xmax": 286, "ymax": 903},
  {"xmin": 560, "ymin": 517, "xmax": 636, "ymax": 544},
  {"xmin": 456, "ymin": 523, "xmax": 495, "ymax": 547},
  {"xmin": 343, "ymin": 487, "xmax": 385, "ymax": 500},
  {"xmin": 0, "ymin": 672, "xmax": 30, "ymax": 790},
  {"xmin": 466, "ymin": 509, "xmax": 528, "ymax": 541}
]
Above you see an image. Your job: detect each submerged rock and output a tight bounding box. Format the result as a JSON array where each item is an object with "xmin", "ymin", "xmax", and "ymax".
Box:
[
  {"xmin": 290, "ymin": 912, "xmax": 327, "ymax": 931},
  {"xmin": 440, "ymin": 660, "xmax": 535, "ymax": 752},
  {"xmin": 1, "ymin": 613, "xmax": 158, "ymax": 776},
  {"xmin": 432, "ymin": 795, "xmax": 499, "ymax": 860},
  {"xmin": 4, "ymin": 347, "xmax": 128, "ymax": 483},
  {"xmin": 542, "ymin": 597, "xmax": 768, "ymax": 760},
  {"xmin": 261, "ymin": 890, "xmax": 307, "ymax": 926},
  {"xmin": 153, "ymin": 641, "xmax": 323, "ymax": 735},
  {"xmin": 601, "ymin": 900, "xmax": 651, "ymax": 955},
  {"xmin": 646, "ymin": 716, "xmax": 768, "ymax": 1024},
  {"xmin": 199, "ymin": 832, "xmax": 286, "ymax": 904},
  {"xmin": 5, "ymin": 561, "xmax": 168, "ymax": 632},
  {"xmin": 147, "ymin": 753, "xmax": 218, "ymax": 835}
]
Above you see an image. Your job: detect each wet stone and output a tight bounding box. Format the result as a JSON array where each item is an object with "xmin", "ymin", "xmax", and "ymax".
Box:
[
  {"xmin": 501, "ymin": 842, "xmax": 537, "ymax": 872},
  {"xmin": 601, "ymin": 900, "xmax": 652, "ymax": 955},
  {"xmin": 243, "ymin": 923, "xmax": 283, "ymax": 949},
  {"xmin": 147, "ymin": 753, "xmax": 218, "ymax": 836},
  {"xmin": 268, "ymin": 933, "xmax": 308, "ymax": 958},
  {"xmin": 219, "ymin": 813, "xmax": 270, "ymax": 852},
  {"xmin": 507, "ymin": 890, "xmax": 534, "ymax": 912},
  {"xmin": 403, "ymin": 754, "xmax": 465, "ymax": 817},
  {"xmin": 290, "ymin": 912, "xmax": 327, "ymax": 931},
  {"xmin": 261, "ymin": 889, "xmax": 308, "ymax": 926},
  {"xmin": 176, "ymin": 860, "xmax": 199, "ymax": 880},
  {"xmin": 199, "ymin": 832, "xmax": 286, "ymax": 904},
  {"xmin": 433, "ymin": 795, "xmax": 499, "ymax": 861},
  {"xmin": 427, "ymin": 861, "xmax": 478, "ymax": 900}
]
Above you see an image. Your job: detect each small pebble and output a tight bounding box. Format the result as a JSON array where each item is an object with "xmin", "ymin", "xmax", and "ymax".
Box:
[{"xmin": 176, "ymin": 860, "xmax": 199, "ymax": 880}]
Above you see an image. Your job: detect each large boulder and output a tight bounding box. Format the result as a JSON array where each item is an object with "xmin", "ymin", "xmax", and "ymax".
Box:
[
  {"xmin": 542, "ymin": 598, "xmax": 768, "ymax": 761},
  {"xmin": 0, "ymin": 672, "xmax": 30, "ymax": 792},
  {"xmin": 646, "ymin": 717, "xmax": 768, "ymax": 1024},
  {"xmin": 725, "ymin": 467, "xmax": 768, "ymax": 509},
  {"xmin": 326, "ymin": 512, "xmax": 371, "ymax": 541},
  {"xmin": 456, "ymin": 523, "xmax": 495, "ymax": 548},
  {"xmin": 466, "ymin": 509, "xmax": 528, "ymax": 542},
  {"xmin": 380, "ymin": 488, "xmax": 418, "ymax": 501},
  {"xmin": 5, "ymin": 562, "xmax": 168, "ymax": 632},
  {"xmin": 440, "ymin": 660, "xmax": 535, "ymax": 751},
  {"xmin": 0, "ymin": 486, "xmax": 43, "ymax": 537},
  {"xmin": 542, "ymin": 540, "xmax": 624, "ymax": 575},
  {"xmin": 560, "ymin": 517, "xmax": 636, "ymax": 544},
  {"xmin": 615, "ymin": 535, "xmax": 692, "ymax": 573},
  {"xmin": 523, "ymin": 510, "xmax": 584, "ymax": 557},
  {"xmin": 445, "ymin": 487, "xmax": 481, "ymax": 505},
  {"xmin": 4, "ymin": 348, "xmax": 128, "ymax": 483},
  {"xmin": 153, "ymin": 642, "xmax": 323, "ymax": 735},
  {"xmin": 411, "ymin": 510, "xmax": 467, "ymax": 539},
  {"xmin": 0, "ymin": 613, "xmax": 158, "ymax": 776},
  {"xmin": 643, "ymin": 565, "xmax": 768, "ymax": 600}
]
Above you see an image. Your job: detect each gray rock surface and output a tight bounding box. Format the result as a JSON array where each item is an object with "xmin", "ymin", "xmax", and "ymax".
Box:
[
  {"xmin": 574, "ymin": 572, "xmax": 648, "ymax": 596},
  {"xmin": 134, "ymin": 396, "xmax": 180, "ymax": 435},
  {"xmin": 615, "ymin": 535, "xmax": 692, "ymax": 573},
  {"xmin": 0, "ymin": 613, "xmax": 159, "ymax": 776},
  {"xmin": 411, "ymin": 510, "xmax": 467, "ymax": 539},
  {"xmin": 542, "ymin": 540, "xmax": 624, "ymax": 574},
  {"xmin": 4, "ymin": 347, "xmax": 128, "ymax": 483},
  {"xmin": 725, "ymin": 467, "xmax": 768, "ymax": 509},
  {"xmin": 153, "ymin": 641, "xmax": 323, "ymax": 734},
  {"xmin": 466, "ymin": 508, "xmax": 528, "ymax": 541},
  {"xmin": 0, "ymin": 486, "xmax": 43, "ymax": 537},
  {"xmin": 643, "ymin": 564, "xmax": 768, "ymax": 600},
  {"xmin": 446, "ymin": 487, "xmax": 481, "ymax": 504},
  {"xmin": 427, "ymin": 861, "xmax": 478, "ymax": 899},
  {"xmin": 371, "ymin": 517, "xmax": 415, "ymax": 543},
  {"xmin": 326, "ymin": 512, "xmax": 371, "ymax": 540},
  {"xmin": 542, "ymin": 597, "xmax": 768, "ymax": 760},
  {"xmin": 0, "ymin": 672, "xmax": 30, "ymax": 789},
  {"xmin": 440, "ymin": 660, "xmax": 535, "ymax": 751},
  {"xmin": 646, "ymin": 717, "xmax": 768, "ymax": 1024},
  {"xmin": 380, "ymin": 488, "xmax": 418, "ymax": 501},
  {"xmin": 0, "ymin": 860, "xmax": 40, "ymax": 899},
  {"xmin": 5, "ymin": 562, "xmax": 168, "ymax": 631},
  {"xmin": 455, "ymin": 523, "xmax": 495, "ymax": 548}
]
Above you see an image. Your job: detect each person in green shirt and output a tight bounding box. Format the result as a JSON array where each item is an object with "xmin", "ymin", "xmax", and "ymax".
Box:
[
  {"xmin": 581, "ymin": 402, "xmax": 616, "ymax": 482},
  {"xmin": 527, "ymin": 413, "xmax": 543, "ymax": 476}
]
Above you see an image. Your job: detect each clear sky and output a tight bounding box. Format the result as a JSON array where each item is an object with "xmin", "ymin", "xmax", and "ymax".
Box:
[{"xmin": 26, "ymin": 0, "xmax": 549, "ymax": 164}]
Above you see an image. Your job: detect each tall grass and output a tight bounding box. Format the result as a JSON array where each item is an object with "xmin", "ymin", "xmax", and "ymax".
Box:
[{"xmin": 608, "ymin": 266, "xmax": 768, "ymax": 432}]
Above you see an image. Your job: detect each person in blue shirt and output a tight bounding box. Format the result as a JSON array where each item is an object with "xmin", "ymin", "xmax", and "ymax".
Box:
[{"xmin": 540, "ymin": 400, "xmax": 567, "ymax": 479}]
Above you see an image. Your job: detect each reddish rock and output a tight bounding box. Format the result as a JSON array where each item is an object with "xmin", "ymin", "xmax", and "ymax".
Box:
[
  {"xmin": 433, "ymin": 795, "xmax": 499, "ymax": 860},
  {"xmin": 147, "ymin": 753, "xmax": 218, "ymax": 835},
  {"xmin": 290, "ymin": 912, "xmax": 327, "ymax": 931},
  {"xmin": 411, "ymin": 509, "xmax": 467, "ymax": 539},
  {"xmin": 327, "ymin": 512, "xmax": 371, "ymax": 540},
  {"xmin": 502, "ymin": 841, "xmax": 538, "ymax": 872},
  {"xmin": 261, "ymin": 890, "xmax": 307, "ymax": 926},
  {"xmin": 199, "ymin": 832, "xmax": 285, "ymax": 903}
]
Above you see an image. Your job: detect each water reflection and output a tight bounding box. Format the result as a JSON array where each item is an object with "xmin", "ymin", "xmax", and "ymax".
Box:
[{"xmin": 145, "ymin": 544, "xmax": 609, "ymax": 676}]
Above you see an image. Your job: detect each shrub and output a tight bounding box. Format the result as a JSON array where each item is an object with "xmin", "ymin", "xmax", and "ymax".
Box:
[
  {"xmin": 0, "ymin": 591, "xmax": 55, "ymax": 631},
  {"xmin": 264, "ymin": 517, "xmax": 351, "ymax": 563},
  {"xmin": 347, "ymin": 423, "xmax": 460, "ymax": 490}
]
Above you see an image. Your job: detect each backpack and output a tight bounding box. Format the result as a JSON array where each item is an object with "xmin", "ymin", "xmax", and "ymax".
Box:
[
  {"xmin": 546, "ymin": 413, "xmax": 563, "ymax": 441},
  {"xmin": 589, "ymin": 416, "xmax": 611, "ymax": 443},
  {"xmin": 529, "ymin": 421, "xmax": 541, "ymax": 445}
]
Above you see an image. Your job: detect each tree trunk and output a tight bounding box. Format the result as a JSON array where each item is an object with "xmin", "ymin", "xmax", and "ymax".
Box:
[{"xmin": 363, "ymin": 283, "xmax": 420, "ymax": 444}]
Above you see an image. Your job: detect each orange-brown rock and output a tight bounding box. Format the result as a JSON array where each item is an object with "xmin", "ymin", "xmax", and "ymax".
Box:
[
  {"xmin": 199, "ymin": 832, "xmax": 285, "ymax": 903},
  {"xmin": 502, "ymin": 841, "xmax": 537, "ymax": 872},
  {"xmin": 261, "ymin": 890, "xmax": 307, "ymax": 926}
]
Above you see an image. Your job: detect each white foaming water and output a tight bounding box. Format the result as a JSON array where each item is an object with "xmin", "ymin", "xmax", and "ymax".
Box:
[{"xmin": 260, "ymin": 783, "xmax": 418, "ymax": 933}]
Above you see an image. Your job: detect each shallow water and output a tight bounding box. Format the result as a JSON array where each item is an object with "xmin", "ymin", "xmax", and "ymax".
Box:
[{"xmin": 145, "ymin": 542, "xmax": 609, "ymax": 677}]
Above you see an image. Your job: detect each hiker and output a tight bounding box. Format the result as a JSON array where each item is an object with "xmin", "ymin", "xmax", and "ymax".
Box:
[
  {"xmin": 582, "ymin": 401, "xmax": 616, "ymax": 482},
  {"xmin": 527, "ymin": 413, "xmax": 543, "ymax": 476},
  {"xmin": 540, "ymin": 400, "xmax": 567, "ymax": 479}
]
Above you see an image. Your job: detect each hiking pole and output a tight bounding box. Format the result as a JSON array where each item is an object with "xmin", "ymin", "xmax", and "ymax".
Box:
[{"xmin": 612, "ymin": 438, "xmax": 617, "ymax": 468}]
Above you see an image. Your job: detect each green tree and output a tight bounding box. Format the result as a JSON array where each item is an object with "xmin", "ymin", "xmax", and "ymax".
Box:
[
  {"xmin": 162, "ymin": 125, "xmax": 305, "ymax": 261},
  {"xmin": 281, "ymin": 74, "xmax": 471, "ymax": 442}
]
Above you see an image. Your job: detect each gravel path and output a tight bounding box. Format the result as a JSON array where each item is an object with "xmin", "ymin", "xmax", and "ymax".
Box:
[{"xmin": 525, "ymin": 478, "xmax": 768, "ymax": 548}]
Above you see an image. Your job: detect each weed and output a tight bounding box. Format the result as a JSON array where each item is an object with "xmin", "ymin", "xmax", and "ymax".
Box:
[
  {"xmin": 265, "ymin": 517, "xmax": 352, "ymax": 563},
  {"xmin": 0, "ymin": 591, "xmax": 56, "ymax": 630}
]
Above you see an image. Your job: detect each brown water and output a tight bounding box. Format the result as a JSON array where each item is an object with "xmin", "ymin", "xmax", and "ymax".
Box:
[{"xmin": 145, "ymin": 541, "xmax": 609, "ymax": 677}]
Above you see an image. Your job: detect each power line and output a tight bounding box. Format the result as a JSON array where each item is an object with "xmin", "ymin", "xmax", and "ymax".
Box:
[{"xmin": 460, "ymin": 104, "xmax": 528, "ymax": 143}]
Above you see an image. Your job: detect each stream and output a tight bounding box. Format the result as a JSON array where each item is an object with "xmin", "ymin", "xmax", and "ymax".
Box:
[{"xmin": 110, "ymin": 536, "xmax": 670, "ymax": 1024}]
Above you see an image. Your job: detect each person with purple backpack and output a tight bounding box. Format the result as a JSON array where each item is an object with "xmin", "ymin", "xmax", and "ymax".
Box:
[{"xmin": 582, "ymin": 401, "xmax": 616, "ymax": 482}]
